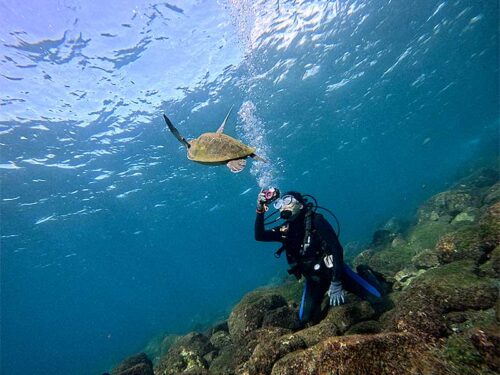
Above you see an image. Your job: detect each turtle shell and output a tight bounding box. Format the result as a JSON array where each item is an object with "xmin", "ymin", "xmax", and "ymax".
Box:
[{"xmin": 187, "ymin": 132, "xmax": 255, "ymax": 162}]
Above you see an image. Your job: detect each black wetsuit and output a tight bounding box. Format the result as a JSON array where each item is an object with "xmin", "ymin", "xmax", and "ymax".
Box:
[{"xmin": 255, "ymin": 209, "xmax": 344, "ymax": 323}]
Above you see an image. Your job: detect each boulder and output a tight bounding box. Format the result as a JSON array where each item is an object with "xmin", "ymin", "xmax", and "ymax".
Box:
[
  {"xmin": 209, "ymin": 330, "xmax": 232, "ymax": 350},
  {"xmin": 143, "ymin": 334, "xmax": 179, "ymax": 366},
  {"xmin": 444, "ymin": 308, "xmax": 496, "ymax": 334},
  {"xmin": 393, "ymin": 267, "xmax": 426, "ymax": 290},
  {"xmin": 228, "ymin": 291, "xmax": 287, "ymax": 343},
  {"xmin": 351, "ymin": 249, "xmax": 375, "ymax": 270},
  {"xmin": 261, "ymin": 305, "xmax": 301, "ymax": 330},
  {"xmin": 450, "ymin": 210, "xmax": 476, "ymax": 225},
  {"xmin": 205, "ymin": 320, "xmax": 228, "ymax": 337},
  {"xmin": 479, "ymin": 245, "xmax": 500, "ymax": 278},
  {"xmin": 417, "ymin": 191, "xmax": 479, "ymax": 223},
  {"xmin": 371, "ymin": 229, "xmax": 397, "ymax": 248},
  {"xmin": 271, "ymin": 332, "xmax": 450, "ymax": 375},
  {"xmin": 407, "ymin": 221, "xmax": 452, "ymax": 253},
  {"xmin": 383, "ymin": 260, "xmax": 497, "ymax": 338},
  {"xmin": 470, "ymin": 328, "xmax": 500, "ymax": 371},
  {"xmin": 208, "ymin": 345, "xmax": 241, "ymax": 375},
  {"xmin": 111, "ymin": 353, "xmax": 153, "ymax": 375},
  {"xmin": 210, "ymin": 327, "xmax": 291, "ymax": 375},
  {"xmin": 357, "ymin": 243, "xmax": 415, "ymax": 278},
  {"xmin": 240, "ymin": 333, "xmax": 307, "ymax": 375},
  {"xmin": 483, "ymin": 182, "xmax": 500, "ymax": 205},
  {"xmin": 322, "ymin": 300, "xmax": 376, "ymax": 334},
  {"xmin": 477, "ymin": 201, "xmax": 500, "ymax": 251},
  {"xmin": 291, "ymin": 321, "xmax": 340, "ymax": 347},
  {"xmin": 155, "ymin": 333, "xmax": 214, "ymax": 375},
  {"xmin": 411, "ymin": 249, "xmax": 439, "ymax": 269},
  {"xmin": 438, "ymin": 328, "xmax": 498, "ymax": 375},
  {"xmin": 345, "ymin": 320, "xmax": 382, "ymax": 335},
  {"xmin": 455, "ymin": 168, "xmax": 499, "ymax": 190},
  {"xmin": 436, "ymin": 202, "xmax": 499, "ymax": 264}
]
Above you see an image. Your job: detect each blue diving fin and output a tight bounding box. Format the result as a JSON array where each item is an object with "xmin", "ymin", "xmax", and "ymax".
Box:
[{"xmin": 342, "ymin": 263, "xmax": 382, "ymax": 298}]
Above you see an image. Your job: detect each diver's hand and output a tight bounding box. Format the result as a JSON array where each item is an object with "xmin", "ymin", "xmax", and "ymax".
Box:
[
  {"xmin": 328, "ymin": 281, "xmax": 346, "ymax": 306},
  {"xmin": 256, "ymin": 191, "xmax": 267, "ymax": 211}
]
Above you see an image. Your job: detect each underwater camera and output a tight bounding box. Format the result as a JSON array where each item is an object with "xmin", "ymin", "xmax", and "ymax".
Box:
[{"xmin": 262, "ymin": 187, "xmax": 280, "ymax": 203}]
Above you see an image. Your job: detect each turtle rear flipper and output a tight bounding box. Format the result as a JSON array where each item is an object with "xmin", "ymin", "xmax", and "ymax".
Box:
[
  {"xmin": 251, "ymin": 153, "xmax": 267, "ymax": 163},
  {"xmin": 163, "ymin": 114, "xmax": 190, "ymax": 148},
  {"xmin": 227, "ymin": 158, "xmax": 246, "ymax": 173}
]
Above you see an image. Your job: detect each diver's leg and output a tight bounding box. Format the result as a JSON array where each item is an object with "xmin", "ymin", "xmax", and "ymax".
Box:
[{"xmin": 299, "ymin": 279, "xmax": 329, "ymax": 325}]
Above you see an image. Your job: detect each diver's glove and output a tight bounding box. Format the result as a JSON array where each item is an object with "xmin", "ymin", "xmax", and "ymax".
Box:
[
  {"xmin": 256, "ymin": 191, "xmax": 267, "ymax": 212},
  {"xmin": 328, "ymin": 281, "xmax": 346, "ymax": 306}
]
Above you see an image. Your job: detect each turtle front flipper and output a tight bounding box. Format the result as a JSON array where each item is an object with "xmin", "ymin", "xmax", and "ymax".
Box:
[
  {"xmin": 226, "ymin": 158, "xmax": 246, "ymax": 173},
  {"xmin": 163, "ymin": 114, "xmax": 190, "ymax": 148},
  {"xmin": 216, "ymin": 105, "xmax": 234, "ymax": 134}
]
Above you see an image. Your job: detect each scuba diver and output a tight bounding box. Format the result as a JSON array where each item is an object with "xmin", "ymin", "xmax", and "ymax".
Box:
[{"xmin": 255, "ymin": 189, "xmax": 385, "ymax": 325}]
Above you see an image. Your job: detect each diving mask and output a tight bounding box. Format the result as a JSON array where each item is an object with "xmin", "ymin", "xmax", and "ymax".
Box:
[
  {"xmin": 273, "ymin": 195, "xmax": 297, "ymax": 209},
  {"xmin": 275, "ymin": 195, "xmax": 302, "ymax": 221}
]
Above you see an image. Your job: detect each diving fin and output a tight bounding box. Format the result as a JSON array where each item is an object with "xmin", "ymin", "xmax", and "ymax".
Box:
[{"xmin": 342, "ymin": 263, "xmax": 381, "ymax": 298}]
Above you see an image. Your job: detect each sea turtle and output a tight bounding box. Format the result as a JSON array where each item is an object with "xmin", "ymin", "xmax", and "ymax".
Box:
[{"xmin": 163, "ymin": 106, "xmax": 266, "ymax": 173}]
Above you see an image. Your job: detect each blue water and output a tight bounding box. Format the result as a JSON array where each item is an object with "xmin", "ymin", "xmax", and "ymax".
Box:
[{"xmin": 1, "ymin": 0, "xmax": 498, "ymax": 374}]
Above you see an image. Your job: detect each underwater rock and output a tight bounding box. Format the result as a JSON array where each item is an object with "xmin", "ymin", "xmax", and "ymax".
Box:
[
  {"xmin": 451, "ymin": 210, "xmax": 476, "ymax": 224},
  {"xmin": 479, "ymin": 245, "xmax": 500, "ymax": 278},
  {"xmin": 483, "ymin": 182, "xmax": 500, "ymax": 205},
  {"xmin": 444, "ymin": 308, "xmax": 496, "ymax": 334},
  {"xmin": 271, "ymin": 332, "xmax": 449, "ymax": 375},
  {"xmin": 393, "ymin": 267, "xmax": 426, "ymax": 290},
  {"xmin": 228, "ymin": 291, "xmax": 287, "ymax": 343},
  {"xmin": 355, "ymin": 219, "xmax": 452, "ymax": 279},
  {"xmin": 438, "ymin": 317, "xmax": 499, "ymax": 375},
  {"xmin": 436, "ymin": 203, "xmax": 499, "ymax": 264},
  {"xmin": 351, "ymin": 249, "xmax": 374, "ymax": 269},
  {"xmin": 417, "ymin": 191, "xmax": 480, "ymax": 224},
  {"xmin": 435, "ymin": 230, "xmax": 484, "ymax": 264},
  {"xmin": 371, "ymin": 229, "xmax": 397, "ymax": 248},
  {"xmin": 382, "ymin": 217, "xmax": 408, "ymax": 234},
  {"xmin": 322, "ymin": 300, "xmax": 375, "ymax": 334},
  {"xmin": 470, "ymin": 328, "xmax": 500, "ymax": 371},
  {"xmin": 208, "ymin": 327, "xmax": 293, "ymax": 375},
  {"xmin": 391, "ymin": 235, "xmax": 407, "ymax": 248},
  {"xmin": 264, "ymin": 279, "xmax": 304, "ymax": 306},
  {"xmin": 143, "ymin": 334, "xmax": 179, "ymax": 366},
  {"xmin": 478, "ymin": 201, "xmax": 500, "ymax": 250},
  {"xmin": 345, "ymin": 320, "xmax": 382, "ymax": 335},
  {"xmin": 208, "ymin": 346, "xmax": 238, "ymax": 375},
  {"xmin": 438, "ymin": 331, "xmax": 489, "ymax": 374},
  {"xmin": 205, "ymin": 320, "xmax": 229, "ymax": 336},
  {"xmin": 239, "ymin": 333, "xmax": 307, "ymax": 375},
  {"xmin": 407, "ymin": 221, "xmax": 452, "ymax": 254},
  {"xmin": 209, "ymin": 330, "xmax": 232, "ymax": 350},
  {"xmin": 411, "ymin": 249, "xmax": 440, "ymax": 269},
  {"xmin": 261, "ymin": 305, "xmax": 300, "ymax": 330},
  {"xmin": 155, "ymin": 333, "xmax": 214, "ymax": 375},
  {"xmin": 356, "ymin": 243, "xmax": 414, "ymax": 278},
  {"xmin": 291, "ymin": 321, "xmax": 340, "ymax": 347},
  {"xmin": 383, "ymin": 260, "xmax": 497, "ymax": 338},
  {"xmin": 456, "ymin": 168, "xmax": 499, "ymax": 190},
  {"xmin": 111, "ymin": 353, "xmax": 153, "ymax": 375}
]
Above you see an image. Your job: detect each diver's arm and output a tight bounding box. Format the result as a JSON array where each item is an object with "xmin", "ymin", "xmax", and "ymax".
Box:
[
  {"xmin": 315, "ymin": 215, "xmax": 344, "ymax": 282},
  {"xmin": 255, "ymin": 211, "xmax": 282, "ymax": 242}
]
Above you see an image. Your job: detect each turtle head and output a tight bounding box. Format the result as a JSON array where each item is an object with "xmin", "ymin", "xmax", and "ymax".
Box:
[{"xmin": 186, "ymin": 138, "xmax": 198, "ymax": 159}]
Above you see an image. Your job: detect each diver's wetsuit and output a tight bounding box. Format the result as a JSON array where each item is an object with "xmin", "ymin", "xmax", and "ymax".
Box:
[{"xmin": 255, "ymin": 209, "xmax": 344, "ymax": 324}]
